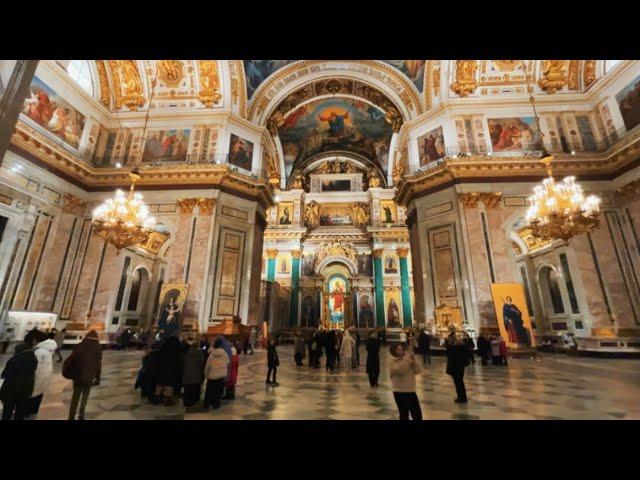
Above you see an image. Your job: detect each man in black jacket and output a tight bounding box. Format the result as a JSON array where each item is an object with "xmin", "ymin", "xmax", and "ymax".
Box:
[
  {"xmin": 445, "ymin": 325, "xmax": 469, "ymax": 403},
  {"xmin": 418, "ymin": 328, "xmax": 431, "ymax": 364},
  {"xmin": 1, "ymin": 340, "xmax": 38, "ymax": 420}
]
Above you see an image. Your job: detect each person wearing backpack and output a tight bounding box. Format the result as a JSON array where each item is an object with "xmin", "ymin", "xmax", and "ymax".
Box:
[{"xmin": 63, "ymin": 330, "xmax": 102, "ymax": 420}]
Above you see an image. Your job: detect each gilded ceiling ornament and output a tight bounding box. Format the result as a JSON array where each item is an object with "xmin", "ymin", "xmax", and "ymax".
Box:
[
  {"xmin": 138, "ymin": 230, "xmax": 170, "ymax": 255},
  {"xmin": 197, "ymin": 198, "xmax": 216, "ymax": 215},
  {"xmin": 291, "ymin": 250, "xmax": 302, "ymax": 259},
  {"xmin": 95, "ymin": 60, "xmax": 111, "ymax": 108},
  {"xmin": 491, "ymin": 60, "xmax": 520, "ymax": 72},
  {"xmin": 458, "ymin": 192, "xmax": 480, "ymax": 208},
  {"xmin": 367, "ymin": 167, "xmax": 382, "ymax": 188},
  {"xmin": 157, "ymin": 60, "xmax": 185, "ymax": 88},
  {"xmin": 537, "ymin": 60, "xmax": 569, "ymax": 94},
  {"xmin": 177, "ymin": 198, "xmax": 198, "ymax": 214},
  {"xmin": 450, "ymin": 60, "xmax": 478, "ymax": 97},
  {"xmin": 351, "ymin": 203, "xmax": 370, "ymax": 228},
  {"xmin": 583, "ymin": 60, "xmax": 597, "ymax": 89},
  {"xmin": 62, "ymin": 193, "xmax": 87, "ymax": 215},
  {"xmin": 197, "ymin": 60, "xmax": 222, "ymax": 108},
  {"xmin": 458, "ymin": 192, "xmax": 502, "ymax": 208},
  {"xmin": 109, "ymin": 60, "xmax": 145, "ymax": 111},
  {"xmin": 290, "ymin": 172, "xmax": 304, "ymax": 190},
  {"xmin": 567, "ymin": 60, "xmax": 579, "ymax": 90},
  {"xmin": 304, "ymin": 200, "xmax": 321, "ymax": 229},
  {"xmin": 517, "ymin": 227, "xmax": 551, "ymax": 253},
  {"xmin": 432, "ymin": 60, "xmax": 441, "ymax": 96}
]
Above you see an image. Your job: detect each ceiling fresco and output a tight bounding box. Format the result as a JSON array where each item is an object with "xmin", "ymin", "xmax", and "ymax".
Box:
[{"xmin": 243, "ymin": 60, "xmax": 297, "ymax": 99}]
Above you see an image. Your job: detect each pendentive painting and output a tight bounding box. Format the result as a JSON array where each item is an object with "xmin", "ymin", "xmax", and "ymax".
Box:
[
  {"xmin": 417, "ymin": 126, "xmax": 446, "ymax": 165},
  {"xmin": 243, "ymin": 60, "xmax": 297, "ymax": 99},
  {"xmin": 23, "ymin": 76, "xmax": 86, "ymax": 149},
  {"xmin": 278, "ymin": 98, "xmax": 393, "ymax": 176},
  {"xmin": 228, "ymin": 134, "xmax": 254, "ymax": 171},
  {"xmin": 383, "ymin": 60, "xmax": 426, "ymax": 92},
  {"xmin": 616, "ymin": 74, "xmax": 640, "ymax": 131},
  {"xmin": 488, "ymin": 117, "xmax": 542, "ymax": 152},
  {"xmin": 143, "ymin": 129, "xmax": 190, "ymax": 162}
]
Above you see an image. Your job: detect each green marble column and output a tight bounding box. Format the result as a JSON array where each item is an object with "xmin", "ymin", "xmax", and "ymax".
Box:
[
  {"xmin": 266, "ymin": 248, "xmax": 277, "ymax": 282},
  {"xmin": 373, "ymin": 249, "xmax": 385, "ymax": 328},
  {"xmin": 398, "ymin": 248, "xmax": 412, "ymax": 327},
  {"xmin": 288, "ymin": 250, "xmax": 300, "ymax": 327}
]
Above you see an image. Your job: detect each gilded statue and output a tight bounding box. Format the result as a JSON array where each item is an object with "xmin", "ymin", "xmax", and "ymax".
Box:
[
  {"xmin": 351, "ymin": 203, "xmax": 370, "ymax": 228},
  {"xmin": 157, "ymin": 60, "xmax": 184, "ymax": 86},
  {"xmin": 450, "ymin": 60, "xmax": 478, "ymax": 97},
  {"xmin": 121, "ymin": 61, "xmax": 143, "ymax": 97},
  {"xmin": 538, "ymin": 60, "xmax": 568, "ymax": 94},
  {"xmin": 111, "ymin": 60, "xmax": 145, "ymax": 111},
  {"xmin": 317, "ymin": 162, "xmax": 332, "ymax": 174},
  {"xmin": 367, "ymin": 167, "xmax": 382, "ymax": 188},
  {"xmin": 304, "ymin": 200, "xmax": 321, "ymax": 228},
  {"xmin": 198, "ymin": 60, "xmax": 222, "ymax": 107},
  {"xmin": 343, "ymin": 162, "xmax": 356, "ymax": 173}
]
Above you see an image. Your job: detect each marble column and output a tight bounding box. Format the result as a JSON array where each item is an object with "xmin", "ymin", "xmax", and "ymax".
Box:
[
  {"xmin": 373, "ymin": 248, "xmax": 385, "ymax": 328},
  {"xmin": 266, "ymin": 248, "xmax": 278, "ymax": 282},
  {"xmin": 0, "ymin": 60, "xmax": 38, "ymax": 164},
  {"xmin": 289, "ymin": 250, "xmax": 300, "ymax": 327},
  {"xmin": 397, "ymin": 247, "xmax": 412, "ymax": 327}
]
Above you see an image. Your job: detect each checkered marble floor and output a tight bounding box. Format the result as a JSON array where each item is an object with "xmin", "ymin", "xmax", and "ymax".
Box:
[{"xmin": 1, "ymin": 346, "xmax": 639, "ymax": 420}]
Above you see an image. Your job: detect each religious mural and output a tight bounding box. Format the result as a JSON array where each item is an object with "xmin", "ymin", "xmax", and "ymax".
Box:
[
  {"xmin": 301, "ymin": 293, "xmax": 319, "ymax": 327},
  {"xmin": 142, "ymin": 129, "xmax": 190, "ymax": 162},
  {"xmin": 277, "ymin": 202, "xmax": 293, "ymax": 226},
  {"xmin": 319, "ymin": 204, "xmax": 353, "ymax": 227},
  {"xmin": 277, "ymin": 98, "xmax": 393, "ymax": 176},
  {"xmin": 321, "ymin": 179, "xmax": 351, "ymax": 192},
  {"xmin": 156, "ymin": 284, "xmax": 189, "ymax": 338},
  {"xmin": 385, "ymin": 289, "xmax": 402, "ymax": 328},
  {"xmin": 357, "ymin": 254, "xmax": 372, "ymax": 277},
  {"xmin": 384, "ymin": 254, "xmax": 399, "ymax": 274},
  {"xmin": 357, "ymin": 293, "xmax": 375, "ymax": 328},
  {"xmin": 228, "ymin": 134, "xmax": 254, "ymax": 171},
  {"xmin": 488, "ymin": 117, "xmax": 541, "ymax": 152},
  {"xmin": 380, "ymin": 201, "xmax": 397, "ymax": 224},
  {"xmin": 490, "ymin": 283, "xmax": 535, "ymax": 349},
  {"xmin": 328, "ymin": 275, "xmax": 347, "ymax": 324},
  {"xmin": 417, "ymin": 126, "xmax": 446, "ymax": 165},
  {"xmin": 616, "ymin": 74, "xmax": 640, "ymax": 131},
  {"xmin": 23, "ymin": 76, "xmax": 86, "ymax": 149},
  {"xmin": 243, "ymin": 60, "xmax": 296, "ymax": 99},
  {"xmin": 276, "ymin": 253, "xmax": 290, "ymax": 275},
  {"xmin": 383, "ymin": 60, "xmax": 425, "ymax": 92}
]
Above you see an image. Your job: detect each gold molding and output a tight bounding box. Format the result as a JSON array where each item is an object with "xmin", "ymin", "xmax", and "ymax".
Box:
[
  {"xmin": 108, "ymin": 60, "xmax": 146, "ymax": 111},
  {"xmin": 583, "ymin": 60, "xmax": 597, "ymax": 89},
  {"xmin": 61, "ymin": 193, "xmax": 87, "ymax": 215},
  {"xmin": 291, "ymin": 249, "xmax": 301, "ymax": 259},
  {"xmin": 197, "ymin": 60, "xmax": 222, "ymax": 108},
  {"xmin": 372, "ymin": 248, "xmax": 384, "ymax": 258},
  {"xmin": 396, "ymin": 247, "xmax": 409, "ymax": 258},
  {"xmin": 197, "ymin": 198, "xmax": 216, "ymax": 215},
  {"xmin": 538, "ymin": 60, "xmax": 568, "ymax": 94},
  {"xmin": 95, "ymin": 60, "xmax": 111, "ymax": 108},
  {"xmin": 177, "ymin": 198, "xmax": 198, "ymax": 214},
  {"xmin": 138, "ymin": 230, "xmax": 170, "ymax": 255}
]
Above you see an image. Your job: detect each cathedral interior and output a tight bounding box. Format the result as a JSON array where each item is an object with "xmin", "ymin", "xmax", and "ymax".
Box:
[{"xmin": 1, "ymin": 59, "xmax": 640, "ymax": 420}]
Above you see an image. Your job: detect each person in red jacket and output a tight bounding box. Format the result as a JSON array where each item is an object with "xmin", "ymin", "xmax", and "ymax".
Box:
[
  {"xmin": 223, "ymin": 342, "xmax": 240, "ymax": 400},
  {"xmin": 498, "ymin": 335, "xmax": 509, "ymax": 366}
]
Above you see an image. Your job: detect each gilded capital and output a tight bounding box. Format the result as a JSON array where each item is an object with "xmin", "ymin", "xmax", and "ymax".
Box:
[
  {"xmin": 62, "ymin": 193, "xmax": 87, "ymax": 215},
  {"xmin": 478, "ymin": 192, "xmax": 503, "ymax": 209},
  {"xmin": 266, "ymin": 248, "xmax": 279, "ymax": 259},
  {"xmin": 396, "ymin": 247, "xmax": 410, "ymax": 258},
  {"xmin": 458, "ymin": 192, "xmax": 480, "ymax": 208},
  {"xmin": 291, "ymin": 250, "xmax": 302, "ymax": 259},
  {"xmin": 197, "ymin": 198, "xmax": 216, "ymax": 215},
  {"xmin": 372, "ymin": 248, "xmax": 384, "ymax": 259},
  {"xmin": 177, "ymin": 198, "xmax": 198, "ymax": 214}
]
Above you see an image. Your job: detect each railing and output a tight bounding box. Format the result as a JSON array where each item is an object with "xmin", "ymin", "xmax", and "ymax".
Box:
[{"xmin": 89, "ymin": 153, "xmax": 230, "ymax": 168}]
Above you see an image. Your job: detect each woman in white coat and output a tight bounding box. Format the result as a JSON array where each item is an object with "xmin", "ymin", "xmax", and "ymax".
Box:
[
  {"xmin": 340, "ymin": 329, "xmax": 356, "ymax": 369},
  {"xmin": 29, "ymin": 331, "xmax": 57, "ymax": 417}
]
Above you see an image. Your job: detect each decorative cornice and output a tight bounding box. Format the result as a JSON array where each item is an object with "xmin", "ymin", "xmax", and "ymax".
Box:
[
  {"xmin": 197, "ymin": 198, "xmax": 216, "ymax": 215},
  {"xmin": 458, "ymin": 192, "xmax": 502, "ymax": 209}
]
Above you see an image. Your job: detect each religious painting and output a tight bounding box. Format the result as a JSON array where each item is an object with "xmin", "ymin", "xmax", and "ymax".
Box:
[
  {"xmin": 385, "ymin": 289, "xmax": 402, "ymax": 328},
  {"xmin": 22, "ymin": 76, "xmax": 86, "ymax": 149},
  {"xmin": 277, "ymin": 97, "xmax": 393, "ymax": 176},
  {"xmin": 301, "ymin": 293, "xmax": 319, "ymax": 327},
  {"xmin": 357, "ymin": 293, "xmax": 375, "ymax": 328},
  {"xmin": 490, "ymin": 283, "xmax": 536, "ymax": 349},
  {"xmin": 328, "ymin": 275, "xmax": 347, "ymax": 325},
  {"xmin": 384, "ymin": 254, "xmax": 398, "ymax": 274},
  {"xmin": 321, "ymin": 179, "xmax": 351, "ymax": 192},
  {"xmin": 276, "ymin": 252, "xmax": 290, "ymax": 275},
  {"xmin": 142, "ymin": 129, "xmax": 190, "ymax": 162},
  {"xmin": 319, "ymin": 204, "xmax": 353, "ymax": 226},
  {"xmin": 157, "ymin": 283, "xmax": 189, "ymax": 336},
  {"xmin": 357, "ymin": 254, "xmax": 372, "ymax": 277},
  {"xmin": 380, "ymin": 200, "xmax": 397, "ymax": 224},
  {"xmin": 417, "ymin": 126, "xmax": 446, "ymax": 165},
  {"xmin": 228, "ymin": 134, "xmax": 254, "ymax": 171},
  {"xmin": 243, "ymin": 60, "xmax": 297, "ymax": 99},
  {"xmin": 277, "ymin": 202, "xmax": 293, "ymax": 226},
  {"xmin": 488, "ymin": 117, "xmax": 542, "ymax": 152},
  {"xmin": 301, "ymin": 254, "xmax": 315, "ymax": 276},
  {"xmin": 383, "ymin": 60, "xmax": 426, "ymax": 92},
  {"xmin": 616, "ymin": 74, "xmax": 640, "ymax": 131}
]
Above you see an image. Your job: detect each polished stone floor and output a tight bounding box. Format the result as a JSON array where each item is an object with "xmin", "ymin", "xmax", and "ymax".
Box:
[{"xmin": 1, "ymin": 345, "xmax": 639, "ymax": 420}]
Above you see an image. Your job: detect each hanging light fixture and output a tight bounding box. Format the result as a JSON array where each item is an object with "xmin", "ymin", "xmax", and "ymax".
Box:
[
  {"xmin": 522, "ymin": 61, "xmax": 601, "ymax": 242},
  {"xmin": 91, "ymin": 67, "xmax": 159, "ymax": 251}
]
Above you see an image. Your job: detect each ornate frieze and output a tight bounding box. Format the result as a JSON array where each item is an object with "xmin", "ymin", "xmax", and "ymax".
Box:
[
  {"xmin": 95, "ymin": 60, "xmax": 111, "ymax": 108},
  {"xmin": 458, "ymin": 192, "xmax": 502, "ymax": 209},
  {"xmin": 583, "ymin": 60, "xmax": 597, "ymax": 89},
  {"xmin": 177, "ymin": 198, "xmax": 198, "ymax": 214}
]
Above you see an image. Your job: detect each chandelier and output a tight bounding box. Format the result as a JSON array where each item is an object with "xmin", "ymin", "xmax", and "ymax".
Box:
[
  {"xmin": 92, "ymin": 169, "xmax": 156, "ymax": 251},
  {"xmin": 522, "ymin": 61, "xmax": 601, "ymax": 242}
]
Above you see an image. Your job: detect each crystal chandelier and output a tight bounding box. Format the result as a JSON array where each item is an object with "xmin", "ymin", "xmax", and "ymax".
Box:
[
  {"xmin": 522, "ymin": 61, "xmax": 601, "ymax": 242},
  {"xmin": 92, "ymin": 169, "xmax": 156, "ymax": 251}
]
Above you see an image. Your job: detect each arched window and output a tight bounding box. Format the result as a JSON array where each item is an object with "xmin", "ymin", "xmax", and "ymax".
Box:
[
  {"xmin": 539, "ymin": 266, "xmax": 565, "ymax": 314},
  {"xmin": 67, "ymin": 60, "xmax": 93, "ymax": 96}
]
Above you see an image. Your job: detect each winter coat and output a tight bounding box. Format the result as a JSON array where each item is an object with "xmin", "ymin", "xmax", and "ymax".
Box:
[
  {"xmin": 156, "ymin": 337, "xmax": 183, "ymax": 387},
  {"xmin": 490, "ymin": 339, "xmax": 500, "ymax": 357},
  {"xmin": 227, "ymin": 354, "xmax": 240, "ymax": 387},
  {"xmin": 476, "ymin": 336, "xmax": 491, "ymax": 355},
  {"xmin": 499, "ymin": 339, "xmax": 508, "ymax": 357},
  {"xmin": 32, "ymin": 339, "xmax": 57, "ymax": 397},
  {"xmin": 365, "ymin": 337, "xmax": 380, "ymax": 374},
  {"xmin": 445, "ymin": 335, "xmax": 468, "ymax": 376},
  {"xmin": 418, "ymin": 331, "xmax": 431, "ymax": 353},
  {"xmin": 204, "ymin": 348, "xmax": 229, "ymax": 380},
  {"xmin": 267, "ymin": 344, "xmax": 279, "ymax": 368},
  {"xmin": 66, "ymin": 337, "xmax": 102, "ymax": 385},
  {"xmin": 182, "ymin": 346, "xmax": 205, "ymax": 385},
  {"xmin": 294, "ymin": 336, "xmax": 306, "ymax": 356},
  {"xmin": 0, "ymin": 346, "xmax": 37, "ymax": 402},
  {"xmin": 389, "ymin": 355, "xmax": 421, "ymax": 392},
  {"xmin": 340, "ymin": 333, "xmax": 355, "ymax": 357}
]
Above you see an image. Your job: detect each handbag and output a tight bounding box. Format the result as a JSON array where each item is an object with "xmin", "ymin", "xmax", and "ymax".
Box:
[{"xmin": 62, "ymin": 350, "xmax": 76, "ymax": 380}]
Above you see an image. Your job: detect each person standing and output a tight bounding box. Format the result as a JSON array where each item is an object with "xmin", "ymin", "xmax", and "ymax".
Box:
[
  {"xmin": 445, "ymin": 325, "xmax": 469, "ymax": 403},
  {"xmin": 476, "ymin": 333, "xmax": 491, "ymax": 366},
  {"xmin": 354, "ymin": 330, "xmax": 361, "ymax": 366},
  {"xmin": 325, "ymin": 330, "xmax": 337, "ymax": 372},
  {"xmin": 224, "ymin": 343, "xmax": 240, "ymax": 400},
  {"xmin": 181, "ymin": 337, "xmax": 205, "ymax": 408},
  {"xmin": 29, "ymin": 331, "xmax": 57, "ymax": 417},
  {"xmin": 153, "ymin": 336, "xmax": 183, "ymax": 406},
  {"xmin": 266, "ymin": 338, "xmax": 280, "ymax": 387},
  {"xmin": 365, "ymin": 331, "xmax": 380, "ymax": 388},
  {"xmin": 490, "ymin": 336, "xmax": 501, "ymax": 365},
  {"xmin": 1, "ymin": 340, "xmax": 37, "ymax": 420},
  {"xmin": 248, "ymin": 327, "xmax": 257, "ymax": 354},
  {"xmin": 463, "ymin": 332, "xmax": 476, "ymax": 365},
  {"xmin": 340, "ymin": 329, "xmax": 356, "ymax": 368},
  {"xmin": 293, "ymin": 331, "xmax": 305, "ymax": 367},
  {"xmin": 417, "ymin": 328, "xmax": 431, "ymax": 365},
  {"xmin": 203, "ymin": 337, "xmax": 229, "ymax": 410},
  {"xmin": 498, "ymin": 335, "xmax": 508, "ymax": 366},
  {"xmin": 389, "ymin": 343, "xmax": 423, "ymax": 420},
  {"xmin": 64, "ymin": 330, "xmax": 102, "ymax": 420}
]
